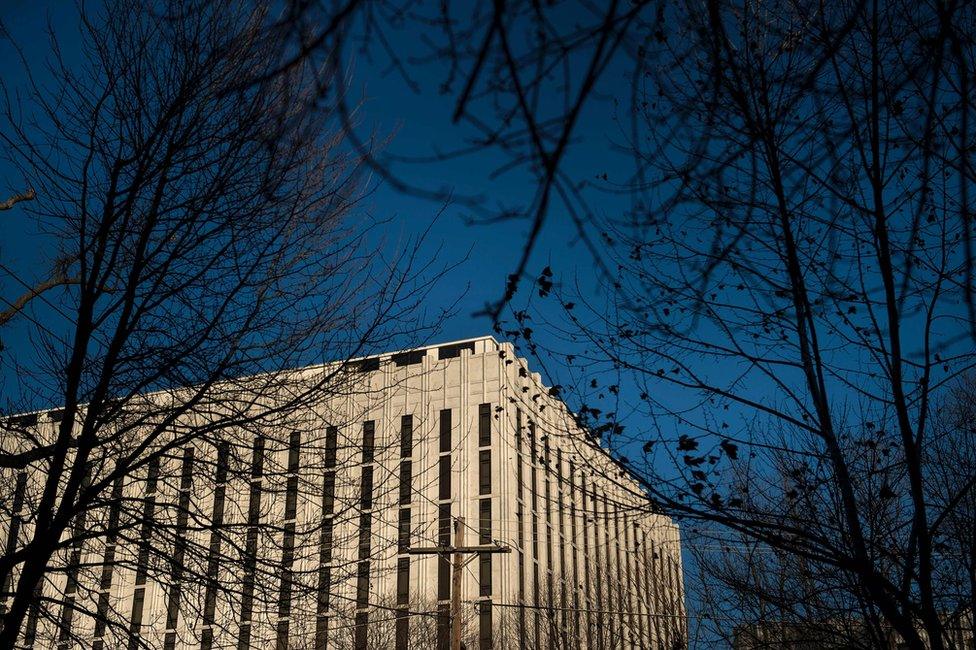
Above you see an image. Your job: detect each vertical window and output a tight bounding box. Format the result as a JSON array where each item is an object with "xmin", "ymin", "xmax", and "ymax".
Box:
[
  {"xmin": 479, "ymin": 602, "xmax": 493, "ymax": 650},
  {"xmin": 439, "ymin": 455, "xmax": 451, "ymax": 500},
  {"xmin": 602, "ymin": 492, "xmax": 617, "ymax": 647},
  {"xmin": 518, "ymin": 552, "xmax": 525, "ymax": 592},
  {"xmin": 398, "ymin": 509, "xmax": 411, "ymax": 552},
  {"xmin": 591, "ymin": 485, "xmax": 603, "ymax": 647},
  {"xmin": 358, "ymin": 513, "xmax": 372, "ymax": 560},
  {"xmin": 362, "ymin": 420, "xmax": 375, "ymax": 463},
  {"xmin": 556, "ymin": 450, "xmax": 568, "ymax": 648},
  {"xmin": 360, "ymin": 465, "xmax": 374, "ymax": 509},
  {"xmin": 668, "ymin": 555, "xmax": 682, "ymax": 640},
  {"xmin": 59, "ymin": 468, "xmax": 92, "ymax": 650},
  {"xmin": 610, "ymin": 497, "xmax": 624, "ymax": 644},
  {"xmin": 399, "ymin": 461, "xmax": 412, "ymax": 505},
  {"xmin": 532, "ymin": 562, "xmax": 541, "ymax": 647},
  {"xmin": 480, "ymin": 394, "xmax": 493, "ymax": 642},
  {"xmin": 529, "ymin": 414, "xmax": 539, "ymax": 646},
  {"xmin": 479, "ymin": 499, "xmax": 492, "ymax": 544},
  {"xmin": 129, "ymin": 589, "xmax": 146, "ymax": 631},
  {"xmin": 251, "ymin": 436, "xmax": 266, "ymax": 479},
  {"xmin": 517, "ymin": 549, "xmax": 526, "ymax": 638},
  {"xmin": 437, "ymin": 604, "xmax": 451, "ymax": 650},
  {"xmin": 276, "ymin": 622, "xmax": 289, "ymax": 650},
  {"xmin": 354, "ymin": 611, "xmax": 369, "ymax": 650},
  {"xmin": 529, "ymin": 422, "xmax": 538, "ymax": 511},
  {"xmin": 515, "ymin": 408, "xmax": 526, "ymax": 645},
  {"xmin": 277, "ymin": 432, "xmax": 301, "ymax": 650},
  {"xmin": 531, "ymin": 516, "xmax": 539, "ymax": 558},
  {"xmin": 479, "ymin": 450, "xmax": 491, "ymax": 495},
  {"xmin": 438, "ymin": 555, "xmax": 451, "ymax": 600},
  {"xmin": 277, "ymin": 524, "xmax": 296, "ymax": 616},
  {"xmin": 356, "ymin": 562, "xmax": 370, "ymax": 605},
  {"xmin": 395, "ymin": 610, "xmax": 409, "ymax": 650},
  {"xmin": 580, "ymin": 476, "xmax": 593, "ymax": 647},
  {"xmin": 624, "ymin": 517, "xmax": 642, "ymax": 644},
  {"xmin": 54, "ymin": 479, "xmax": 77, "ymax": 642},
  {"xmin": 129, "ymin": 457, "xmax": 160, "ymax": 648},
  {"xmin": 478, "ymin": 403, "xmax": 491, "ymax": 446},
  {"xmin": 284, "ymin": 475, "xmax": 299, "ymax": 520},
  {"xmin": 358, "ymin": 413, "xmax": 374, "ymax": 623},
  {"xmin": 396, "ymin": 403, "xmax": 412, "ymax": 650},
  {"xmin": 439, "ymin": 504, "xmax": 452, "ymax": 545},
  {"xmin": 396, "ymin": 558, "xmax": 410, "ymax": 604},
  {"xmin": 516, "ymin": 456, "xmax": 523, "ymax": 494},
  {"xmin": 479, "ymin": 553, "xmax": 492, "ymax": 596},
  {"xmin": 163, "ymin": 448, "xmax": 195, "ymax": 650},
  {"xmin": 643, "ymin": 532, "xmax": 657, "ymax": 645},
  {"xmin": 516, "ymin": 505, "xmax": 524, "ymax": 548},
  {"xmin": 284, "ymin": 430, "xmax": 301, "ymax": 520},
  {"xmin": 322, "ymin": 472, "xmax": 336, "ymax": 515},
  {"xmin": 3, "ymin": 471, "xmax": 26, "ymax": 566},
  {"xmin": 357, "ymin": 404, "xmax": 375, "ymax": 635},
  {"xmin": 324, "ymin": 426, "xmax": 338, "ymax": 468},
  {"xmin": 288, "ymin": 430, "xmax": 301, "ymax": 472},
  {"xmin": 238, "ymin": 436, "xmax": 265, "ymax": 650},
  {"xmin": 317, "ymin": 426, "xmax": 337, "ymax": 650},
  {"xmin": 542, "ymin": 437, "xmax": 555, "ymax": 647},
  {"xmin": 438, "ymin": 504, "xmax": 451, "ymax": 600},
  {"xmin": 515, "ymin": 409, "xmax": 523, "ymax": 493},
  {"xmin": 439, "ymin": 408, "xmax": 452, "ymax": 452},
  {"xmin": 201, "ymin": 444, "xmax": 229, "ymax": 650},
  {"xmin": 93, "ymin": 478, "xmax": 124, "ymax": 650},
  {"xmin": 316, "ymin": 519, "xmax": 334, "ymax": 643},
  {"xmin": 568, "ymin": 462, "xmax": 582, "ymax": 645},
  {"xmin": 630, "ymin": 523, "xmax": 646, "ymax": 646},
  {"xmin": 400, "ymin": 414, "xmax": 413, "ymax": 457},
  {"xmin": 543, "ymin": 438, "xmax": 553, "ymax": 570},
  {"xmin": 315, "ymin": 611, "xmax": 329, "ymax": 650}
]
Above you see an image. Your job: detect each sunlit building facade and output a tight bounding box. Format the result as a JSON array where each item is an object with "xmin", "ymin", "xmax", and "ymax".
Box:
[{"xmin": 1, "ymin": 336, "xmax": 685, "ymax": 649}]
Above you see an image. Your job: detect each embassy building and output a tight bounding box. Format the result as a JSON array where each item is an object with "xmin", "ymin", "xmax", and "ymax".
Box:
[{"xmin": 0, "ymin": 336, "xmax": 685, "ymax": 649}]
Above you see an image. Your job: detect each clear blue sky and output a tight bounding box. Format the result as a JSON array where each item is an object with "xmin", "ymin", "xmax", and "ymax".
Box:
[
  {"xmin": 5, "ymin": 5, "xmax": 974, "ymax": 648},
  {"xmin": 0, "ymin": 0, "xmax": 626, "ymax": 358},
  {"xmin": 0, "ymin": 3, "xmax": 707, "ymax": 643}
]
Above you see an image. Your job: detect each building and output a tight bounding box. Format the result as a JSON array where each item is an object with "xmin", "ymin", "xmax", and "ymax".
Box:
[{"xmin": 0, "ymin": 336, "xmax": 685, "ymax": 649}]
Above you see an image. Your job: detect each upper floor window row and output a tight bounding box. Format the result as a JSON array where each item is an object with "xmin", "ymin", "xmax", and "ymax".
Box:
[{"xmin": 350, "ymin": 339, "xmax": 477, "ymax": 372}]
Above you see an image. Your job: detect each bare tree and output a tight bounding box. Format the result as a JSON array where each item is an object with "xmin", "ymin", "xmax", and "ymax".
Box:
[
  {"xmin": 490, "ymin": 1, "xmax": 976, "ymax": 648},
  {"xmin": 0, "ymin": 190, "xmax": 34, "ymax": 213},
  {"xmin": 0, "ymin": 0, "xmax": 442, "ymax": 646},
  {"xmin": 202, "ymin": 0, "xmax": 973, "ymax": 340},
  {"xmin": 264, "ymin": 0, "xmax": 665, "ymax": 321},
  {"xmin": 0, "ymin": 187, "xmax": 40, "ymax": 329},
  {"xmin": 692, "ymin": 375, "xmax": 976, "ymax": 648},
  {"xmin": 212, "ymin": 1, "xmax": 976, "ymax": 646}
]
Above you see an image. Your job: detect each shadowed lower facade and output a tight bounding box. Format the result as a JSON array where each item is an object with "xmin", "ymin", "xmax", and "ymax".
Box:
[{"xmin": 0, "ymin": 336, "xmax": 685, "ymax": 649}]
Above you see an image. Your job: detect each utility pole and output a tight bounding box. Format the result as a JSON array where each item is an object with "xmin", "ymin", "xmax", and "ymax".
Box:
[
  {"xmin": 451, "ymin": 518, "xmax": 465, "ymax": 650},
  {"xmin": 408, "ymin": 516, "xmax": 511, "ymax": 650}
]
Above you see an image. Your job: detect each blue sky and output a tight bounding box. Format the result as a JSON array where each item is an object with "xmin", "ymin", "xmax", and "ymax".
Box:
[
  {"xmin": 0, "ymin": 5, "xmax": 739, "ymax": 643},
  {"xmin": 0, "ymin": 0, "xmax": 625, "ymax": 362},
  {"xmin": 5, "ymin": 4, "xmax": 975, "ymax": 647}
]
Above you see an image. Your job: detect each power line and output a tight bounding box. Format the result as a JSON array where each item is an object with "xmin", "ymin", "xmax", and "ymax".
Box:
[{"xmin": 470, "ymin": 600, "xmax": 740, "ymax": 623}]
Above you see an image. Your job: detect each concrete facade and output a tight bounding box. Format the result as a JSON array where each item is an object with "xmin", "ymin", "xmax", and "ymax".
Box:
[{"xmin": 1, "ymin": 336, "xmax": 685, "ymax": 649}]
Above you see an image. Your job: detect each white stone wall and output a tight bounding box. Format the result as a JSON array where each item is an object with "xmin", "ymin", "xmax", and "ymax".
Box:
[{"xmin": 1, "ymin": 336, "xmax": 685, "ymax": 649}]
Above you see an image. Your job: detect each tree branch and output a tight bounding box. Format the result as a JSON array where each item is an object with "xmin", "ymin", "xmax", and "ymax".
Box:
[
  {"xmin": 0, "ymin": 274, "xmax": 81, "ymax": 327},
  {"xmin": 0, "ymin": 188, "xmax": 35, "ymax": 211}
]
